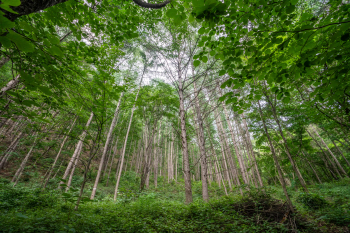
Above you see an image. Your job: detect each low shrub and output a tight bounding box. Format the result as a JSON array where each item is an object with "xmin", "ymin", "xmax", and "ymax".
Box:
[{"xmin": 297, "ymin": 192, "xmax": 328, "ymax": 210}]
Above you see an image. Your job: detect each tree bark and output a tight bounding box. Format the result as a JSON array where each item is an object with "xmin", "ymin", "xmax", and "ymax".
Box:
[
  {"xmin": 91, "ymin": 93, "xmax": 123, "ymax": 199},
  {"xmin": 12, "ymin": 132, "xmax": 39, "ymax": 186},
  {"xmin": 59, "ymin": 111, "xmax": 94, "ymax": 188},
  {"xmin": 178, "ymin": 77, "xmax": 193, "ymax": 203},
  {"xmin": 257, "ymin": 100, "xmax": 294, "ymax": 212},
  {"xmin": 193, "ymin": 81, "xmax": 209, "ymax": 201},
  {"xmin": 43, "ymin": 115, "xmax": 78, "ymax": 189},
  {"xmin": 114, "ymin": 81, "xmax": 142, "ymax": 200},
  {"xmin": 264, "ymin": 93, "xmax": 308, "ymax": 192},
  {"xmin": 311, "ymin": 125, "xmax": 348, "ymax": 177}
]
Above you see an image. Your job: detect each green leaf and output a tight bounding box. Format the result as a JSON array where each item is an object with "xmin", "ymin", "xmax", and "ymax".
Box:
[
  {"xmin": 271, "ymin": 87, "xmax": 279, "ymax": 93},
  {"xmin": 7, "ymin": 31, "xmax": 34, "ymax": 52},
  {"xmin": 282, "ymin": 96, "xmax": 290, "ymax": 103},
  {"xmin": 189, "ymin": 14, "xmax": 195, "ymax": 23},
  {"xmin": 0, "ymin": 36, "xmax": 12, "ymax": 48},
  {"xmin": 19, "ymin": 21, "xmax": 34, "ymax": 32},
  {"xmin": 2, "ymin": 0, "xmax": 21, "ymax": 7},
  {"xmin": 38, "ymin": 86, "xmax": 53, "ymax": 96},
  {"xmin": 218, "ymin": 96, "xmax": 226, "ymax": 102},
  {"xmin": 49, "ymin": 45, "xmax": 64, "ymax": 57},
  {"xmin": 341, "ymin": 33, "xmax": 349, "ymax": 41},
  {"xmin": 219, "ymin": 70, "xmax": 226, "ymax": 76},
  {"xmin": 198, "ymin": 27, "xmax": 206, "ymax": 35},
  {"xmin": 286, "ymin": 5, "xmax": 295, "ymax": 14},
  {"xmin": 193, "ymin": 60, "xmax": 200, "ymax": 67},
  {"xmin": 0, "ymin": 14, "xmax": 15, "ymax": 29},
  {"xmin": 202, "ymin": 56, "xmax": 208, "ymax": 63},
  {"xmin": 166, "ymin": 8, "xmax": 177, "ymax": 18},
  {"xmin": 0, "ymin": 4, "xmax": 18, "ymax": 14}
]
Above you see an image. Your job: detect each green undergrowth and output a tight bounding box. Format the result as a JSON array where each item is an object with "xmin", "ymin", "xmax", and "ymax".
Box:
[
  {"xmin": 0, "ymin": 177, "xmax": 349, "ymax": 232},
  {"xmin": 270, "ymin": 178, "xmax": 350, "ymax": 227}
]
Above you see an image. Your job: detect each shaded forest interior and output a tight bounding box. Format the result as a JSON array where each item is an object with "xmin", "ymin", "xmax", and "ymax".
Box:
[{"xmin": 0, "ymin": 0, "xmax": 350, "ymax": 232}]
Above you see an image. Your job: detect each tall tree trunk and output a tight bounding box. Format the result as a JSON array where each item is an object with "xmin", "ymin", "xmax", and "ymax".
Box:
[
  {"xmin": 257, "ymin": 100, "xmax": 294, "ymax": 212},
  {"xmin": 91, "ymin": 93, "xmax": 123, "ymax": 199},
  {"xmin": 178, "ymin": 78, "xmax": 193, "ymax": 203},
  {"xmin": 66, "ymin": 142, "xmax": 83, "ymax": 191},
  {"xmin": 193, "ymin": 81, "xmax": 209, "ymax": 201},
  {"xmin": 215, "ymin": 108, "xmax": 242, "ymax": 192},
  {"xmin": 311, "ymin": 126, "xmax": 348, "ymax": 177},
  {"xmin": 106, "ymin": 136, "xmax": 119, "ymax": 187},
  {"xmin": 59, "ymin": 111, "xmax": 94, "ymax": 189},
  {"xmin": 306, "ymin": 129, "xmax": 341, "ymax": 179},
  {"xmin": 12, "ymin": 132, "xmax": 39, "ymax": 186},
  {"xmin": 301, "ymin": 151, "xmax": 322, "ymax": 184},
  {"xmin": 331, "ymin": 140, "xmax": 350, "ymax": 168},
  {"xmin": 264, "ymin": 93, "xmax": 308, "ymax": 192},
  {"xmin": 114, "ymin": 80, "xmax": 142, "ymax": 200},
  {"xmin": 219, "ymin": 91, "xmax": 248, "ymax": 184},
  {"xmin": 43, "ymin": 115, "xmax": 78, "ymax": 189},
  {"xmin": 241, "ymin": 114, "xmax": 263, "ymax": 187},
  {"xmin": 0, "ymin": 131, "xmax": 23, "ymax": 169}
]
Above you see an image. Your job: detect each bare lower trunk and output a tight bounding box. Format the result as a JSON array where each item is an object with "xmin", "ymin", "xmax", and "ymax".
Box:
[
  {"xmin": 91, "ymin": 93, "xmax": 123, "ymax": 199},
  {"xmin": 301, "ymin": 151, "xmax": 322, "ymax": 183},
  {"xmin": 59, "ymin": 112, "xmax": 94, "ymax": 188},
  {"xmin": 43, "ymin": 115, "xmax": 78, "ymax": 189},
  {"xmin": 0, "ymin": 131, "xmax": 23, "ymax": 169},
  {"xmin": 12, "ymin": 132, "xmax": 39, "ymax": 186},
  {"xmin": 114, "ymin": 80, "xmax": 143, "ymax": 200},
  {"xmin": 106, "ymin": 137, "xmax": 119, "ymax": 186},
  {"xmin": 265, "ymin": 94, "xmax": 308, "ymax": 192},
  {"xmin": 332, "ymin": 140, "xmax": 350, "ymax": 168},
  {"xmin": 257, "ymin": 100, "xmax": 294, "ymax": 212},
  {"xmin": 311, "ymin": 125, "xmax": 348, "ymax": 177},
  {"xmin": 306, "ymin": 129, "xmax": 341, "ymax": 179},
  {"xmin": 178, "ymin": 82, "xmax": 192, "ymax": 203},
  {"xmin": 219, "ymin": 93, "xmax": 248, "ymax": 184},
  {"xmin": 193, "ymin": 81, "xmax": 209, "ymax": 201},
  {"xmin": 66, "ymin": 142, "xmax": 83, "ymax": 191}
]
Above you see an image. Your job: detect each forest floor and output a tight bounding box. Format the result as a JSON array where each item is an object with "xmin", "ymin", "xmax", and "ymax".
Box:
[{"xmin": 0, "ymin": 175, "xmax": 349, "ymax": 233}]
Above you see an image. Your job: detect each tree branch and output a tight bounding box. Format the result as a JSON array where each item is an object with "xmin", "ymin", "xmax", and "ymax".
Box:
[{"xmin": 132, "ymin": 0, "xmax": 170, "ymax": 9}]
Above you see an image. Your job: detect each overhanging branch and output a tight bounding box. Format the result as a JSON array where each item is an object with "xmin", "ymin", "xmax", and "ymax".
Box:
[{"xmin": 132, "ymin": 0, "xmax": 171, "ymax": 9}]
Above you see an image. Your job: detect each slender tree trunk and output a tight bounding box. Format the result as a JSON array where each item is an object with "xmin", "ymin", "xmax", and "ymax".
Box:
[
  {"xmin": 311, "ymin": 126, "xmax": 348, "ymax": 177},
  {"xmin": 43, "ymin": 115, "xmax": 78, "ymax": 189},
  {"xmin": 91, "ymin": 93, "xmax": 123, "ymax": 199},
  {"xmin": 264, "ymin": 93, "xmax": 308, "ymax": 192},
  {"xmin": 301, "ymin": 151, "xmax": 322, "ymax": 183},
  {"xmin": 59, "ymin": 112, "xmax": 94, "ymax": 189},
  {"xmin": 66, "ymin": 142, "xmax": 83, "ymax": 191},
  {"xmin": 106, "ymin": 137, "xmax": 119, "ymax": 187},
  {"xmin": 0, "ymin": 131, "xmax": 23, "ymax": 169},
  {"xmin": 306, "ymin": 129, "xmax": 341, "ymax": 179},
  {"xmin": 215, "ymin": 108, "xmax": 242, "ymax": 193},
  {"xmin": 178, "ymin": 79, "xmax": 192, "ymax": 203},
  {"xmin": 12, "ymin": 132, "xmax": 39, "ymax": 186},
  {"xmin": 193, "ymin": 81, "xmax": 209, "ymax": 201},
  {"xmin": 220, "ymin": 95, "xmax": 248, "ymax": 184},
  {"xmin": 114, "ymin": 80, "xmax": 142, "ymax": 200},
  {"xmin": 241, "ymin": 114, "xmax": 263, "ymax": 187},
  {"xmin": 257, "ymin": 100, "xmax": 294, "ymax": 212},
  {"xmin": 332, "ymin": 140, "xmax": 350, "ymax": 168},
  {"xmin": 207, "ymin": 130, "xmax": 228, "ymax": 195}
]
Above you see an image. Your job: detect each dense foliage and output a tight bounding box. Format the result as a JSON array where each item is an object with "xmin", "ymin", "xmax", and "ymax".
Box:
[{"xmin": 1, "ymin": 0, "xmax": 350, "ymax": 232}]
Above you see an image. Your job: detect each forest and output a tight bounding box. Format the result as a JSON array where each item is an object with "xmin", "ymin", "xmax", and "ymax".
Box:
[{"xmin": 0, "ymin": 0, "xmax": 350, "ymax": 232}]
